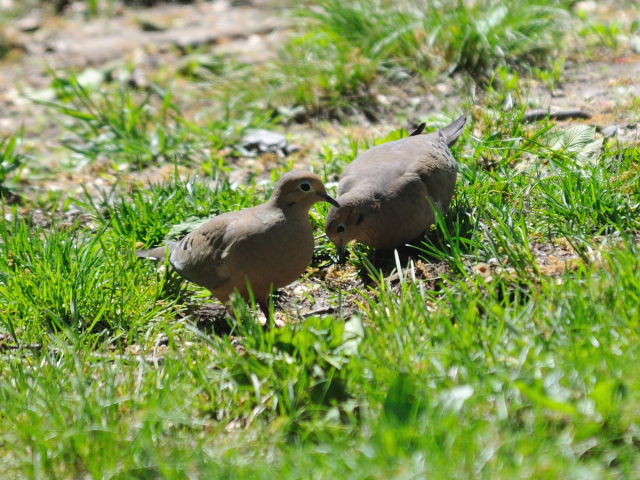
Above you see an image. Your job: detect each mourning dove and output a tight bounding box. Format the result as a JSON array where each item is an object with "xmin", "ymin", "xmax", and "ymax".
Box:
[
  {"xmin": 326, "ymin": 114, "xmax": 467, "ymax": 262},
  {"xmin": 137, "ymin": 170, "xmax": 339, "ymax": 320}
]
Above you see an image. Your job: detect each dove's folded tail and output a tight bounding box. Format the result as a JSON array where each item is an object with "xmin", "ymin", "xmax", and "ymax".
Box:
[
  {"xmin": 136, "ymin": 245, "xmax": 170, "ymax": 260},
  {"xmin": 439, "ymin": 114, "xmax": 468, "ymax": 147}
]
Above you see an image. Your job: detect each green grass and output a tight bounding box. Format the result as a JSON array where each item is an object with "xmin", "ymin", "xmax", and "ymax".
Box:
[
  {"xmin": 206, "ymin": 0, "xmax": 574, "ymax": 119},
  {"xmin": 1, "ymin": 0, "xmax": 640, "ymax": 478},
  {"xmin": 0, "ymin": 134, "xmax": 25, "ymax": 197},
  {"xmin": 2, "ymin": 239, "xmax": 640, "ymax": 477},
  {"xmin": 300, "ymin": 0, "xmax": 570, "ymax": 78},
  {"xmin": 35, "ymin": 72, "xmax": 278, "ymax": 170},
  {"xmin": 0, "ymin": 217, "xmax": 173, "ymax": 344},
  {"xmin": 1, "ymin": 105, "xmax": 639, "ymax": 477}
]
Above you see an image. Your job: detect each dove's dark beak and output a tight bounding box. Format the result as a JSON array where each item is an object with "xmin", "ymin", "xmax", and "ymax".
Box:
[
  {"xmin": 338, "ymin": 242, "xmax": 347, "ymax": 265},
  {"xmin": 317, "ymin": 192, "xmax": 340, "ymax": 208}
]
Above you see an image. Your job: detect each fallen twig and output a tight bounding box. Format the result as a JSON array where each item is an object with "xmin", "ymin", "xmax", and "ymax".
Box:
[
  {"xmin": 302, "ymin": 306, "xmax": 335, "ymax": 317},
  {"xmin": 523, "ymin": 108, "xmax": 592, "ymax": 123}
]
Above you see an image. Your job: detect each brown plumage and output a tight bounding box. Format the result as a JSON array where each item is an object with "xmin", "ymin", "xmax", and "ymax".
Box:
[
  {"xmin": 137, "ymin": 170, "xmax": 339, "ymax": 320},
  {"xmin": 325, "ymin": 114, "xmax": 467, "ymax": 261}
]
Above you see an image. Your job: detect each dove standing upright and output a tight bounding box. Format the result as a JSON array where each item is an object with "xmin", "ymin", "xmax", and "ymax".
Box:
[
  {"xmin": 326, "ymin": 115, "xmax": 467, "ymax": 261},
  {"xmin": 137, "ymin": 170, "xmax": 339, "ymax": 322}
]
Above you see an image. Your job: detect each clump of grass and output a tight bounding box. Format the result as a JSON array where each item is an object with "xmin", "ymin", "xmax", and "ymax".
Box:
[
  {"xmin": 0, "ymin": 217, "xmax": 173, "ymax": 343},
  {"xmin": 300, "ymin": 0, "xmax": 571, "ymax": 80},
  {"xmin": 0, "ymin": 134, "xmax": 25, "ymax": 199},
  {"xmin": 269, "ymin": 30, "xmax": 381, "ymax": 120},
  {"xmin": 35, "ymin": 72, "xmax": 278, "ymax": 170},
  {"xmin": 80, "ymin": 174, "xmax": 259, "ymax": 247},
  {"xmin": 208, "ymin": 0, "xmax": 572, "ymax": 122},
  {"xmin": 34, "ymin": 74, "xmax": 198, "ymax": 169},
  {"xmin": 206, "ymin": 30, "xmax": 382, "ymax": 122}
]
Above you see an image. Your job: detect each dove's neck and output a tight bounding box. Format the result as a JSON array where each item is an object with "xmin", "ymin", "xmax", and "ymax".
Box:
[{"xmin": 271, "ymin": 196, "xmax": 315, "ymax": 212}]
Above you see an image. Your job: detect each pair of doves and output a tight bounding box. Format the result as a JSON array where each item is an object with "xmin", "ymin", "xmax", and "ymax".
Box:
[{"xmin": 137, "ymin": 115, "xmax": 467, "ymax": 320}]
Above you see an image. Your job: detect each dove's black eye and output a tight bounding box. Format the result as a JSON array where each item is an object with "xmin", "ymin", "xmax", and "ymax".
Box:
[
  {"xmin": 337, "ymin": 224, "xmax": 346, "ymax": 233},
  {"xmin": 300, "ymin": 181, "xmax": 312, "ymax": 192}
]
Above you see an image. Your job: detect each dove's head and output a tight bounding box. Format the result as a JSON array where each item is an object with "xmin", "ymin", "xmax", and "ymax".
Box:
[
  {"xmin": 272, "ymin": 170, "xmax": 339, "ymax": 211},
  {"xmin": 326, "ymin": 194, "xmax": 379, "ymax": 264}
]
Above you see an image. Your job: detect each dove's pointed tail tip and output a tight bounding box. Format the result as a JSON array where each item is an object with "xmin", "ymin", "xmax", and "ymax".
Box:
[
  {"xmin": 135, "ymin": 246, "xmax": 168, "ymax": 260},
  {"xmin": 409, "ymin": 122, "xmax": 427, "ymax": 137},
  {"xmin": 440, "ymin": 113, "xmax": 469, "ymax": 147}
]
